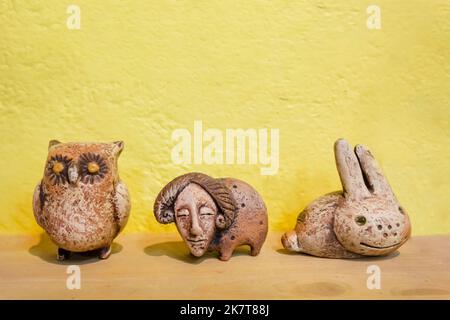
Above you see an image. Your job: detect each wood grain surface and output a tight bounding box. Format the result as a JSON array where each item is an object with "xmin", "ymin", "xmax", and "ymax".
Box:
[{"xmin": 0, "ymin": 233, "xmax": 449, "ymax": 299}]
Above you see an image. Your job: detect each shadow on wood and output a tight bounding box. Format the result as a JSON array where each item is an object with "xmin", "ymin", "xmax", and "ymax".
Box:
[
  {"xmin": 28, "ymin": 232, "xmax": 123, "ymax": 265},
  {"xmin": 144, "ymin": 240, "xmax": 254, "ymax": 264},
  {"xmin": 276, "ymin": 248, "xmax": 400, "ymax": 261}
]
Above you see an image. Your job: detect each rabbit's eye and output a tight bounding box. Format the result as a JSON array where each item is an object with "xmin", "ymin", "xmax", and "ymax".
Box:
[{"xmin": 355, "ymin": 215, "xmax": 367, "ymax": 226}]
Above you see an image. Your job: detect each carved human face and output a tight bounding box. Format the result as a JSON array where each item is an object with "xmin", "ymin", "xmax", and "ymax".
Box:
[{"xmin": 174, "ymin": 183, "xmax": 218, "ymax": 257}]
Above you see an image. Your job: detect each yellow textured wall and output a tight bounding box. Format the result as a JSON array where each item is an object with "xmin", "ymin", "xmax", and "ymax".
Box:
[{"xmin": 0, "ymin": 1, "xmax": 449, "ymax": 236}]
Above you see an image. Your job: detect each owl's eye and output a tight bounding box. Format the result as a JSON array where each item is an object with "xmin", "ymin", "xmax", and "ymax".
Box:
[
  {"xmin": 46, "ymin": 155, "xmax": 72, "ymax": 185},
  {"xmin": 79, "ymin": 153, "xmax": 108, "ymax": 184},
  {"xmin": 52, "ymin": 162, "xmax": 64, "ymax": 174},
  {"xmin": 87, "ymin": 162, "xmax": 100, "ymax": 174}
]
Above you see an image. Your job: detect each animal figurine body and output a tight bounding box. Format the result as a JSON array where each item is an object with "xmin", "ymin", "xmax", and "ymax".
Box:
[
  {"xmin": 33, "ymin": 140, "xmax": 130, "ymax": 260},
  {"xmin": 154, "ymin": 172, "xmax": 268, "ymax": 261},
  {"xmin": 282, "ymin": 139, "xmax": 411, "ymax": 258}
]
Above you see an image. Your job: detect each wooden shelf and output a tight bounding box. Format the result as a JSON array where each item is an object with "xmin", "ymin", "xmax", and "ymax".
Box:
[{"xmin": 0, "ymin": 233, "xmax": 449, "ymax": 299}]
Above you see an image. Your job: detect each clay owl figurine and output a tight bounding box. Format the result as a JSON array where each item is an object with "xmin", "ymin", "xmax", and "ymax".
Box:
[
  {"xmin": 33, "ymin": 140, "xmax": 130, "ymax": 260},
  {"xmin": 282, "ymin": 139, "xmax": 411, "ymax": 258},
  {"xmin": 154, "ymin": 173, "xmax": 268, "ymax": 261}
]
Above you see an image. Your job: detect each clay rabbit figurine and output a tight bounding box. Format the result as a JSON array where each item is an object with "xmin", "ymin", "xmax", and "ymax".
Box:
[
  {"xmin": 33, "ymin": 141, "xmax": 130, "ymax": 260},
  {"xmin": 154, "ymin": 172, "xmax": 268, "ymax": 261},
  {"xmin": 282, "ymin": 139, "xmax": 411, "ymax": 258}
]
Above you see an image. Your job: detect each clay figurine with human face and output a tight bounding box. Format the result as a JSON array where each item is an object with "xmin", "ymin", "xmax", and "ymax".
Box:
[
  {"xmin": 282, "ymin": 139, "xmax": 411, "ymax": 258},
  {"xmin": 154, "ymin": 172, "xmax": 268, "ymax": 261}
]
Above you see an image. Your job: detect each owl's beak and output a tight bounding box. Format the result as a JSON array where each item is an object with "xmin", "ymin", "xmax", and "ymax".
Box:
[{"xmin": 68, "ymin": 164, "xmax": 79, "ymax": 185}]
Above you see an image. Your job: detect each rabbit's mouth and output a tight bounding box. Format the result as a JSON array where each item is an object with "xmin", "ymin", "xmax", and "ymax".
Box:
[{"xmin": 360, "ymin": 242, "xmax": 400, "ymax": 249}]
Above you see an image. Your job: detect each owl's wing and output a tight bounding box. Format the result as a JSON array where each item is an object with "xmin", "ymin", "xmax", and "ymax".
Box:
[
  {"xmin": 113, "ymin": 181, "xmax": 131, "ymax": 232},
  {"xmin": 33, "ymin": 182, "xmax": 45, "ymax": 228}
]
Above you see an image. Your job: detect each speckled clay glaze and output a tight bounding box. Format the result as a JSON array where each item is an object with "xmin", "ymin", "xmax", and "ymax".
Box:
[
  {"xmin": 154, "ymin": 172, "xmax": 268, "ymax": 261},
  {"xmin": 282, "ymin": 139, "xmax": 411, "ymax": 258},
  {"xmin": 33, "ymin": 140, "xmax": 130, "ymax": 260}
]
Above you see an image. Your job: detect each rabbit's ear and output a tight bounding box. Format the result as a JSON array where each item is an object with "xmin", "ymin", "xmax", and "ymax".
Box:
[
  {"xmin": 334, "ymin": 139, "xmax": 370, "ymax": 200},
  {"xmin": 354, "ymin": 144, "xmax": 396, "ymax": 200}
]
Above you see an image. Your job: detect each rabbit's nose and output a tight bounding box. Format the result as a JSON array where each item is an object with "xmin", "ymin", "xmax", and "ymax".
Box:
[{"xmin": 376, "ymin": 221, "xmax": 402, "ymax": 239}]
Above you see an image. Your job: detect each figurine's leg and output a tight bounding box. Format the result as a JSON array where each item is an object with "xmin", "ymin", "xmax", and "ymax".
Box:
[
  {"xmin": 218, "ymin": 248, "xmax": 234, "ymax": 261},
  {"xmin": 249, "ymin": 243, "xmax": 262, "ymax": 256},
  {"xmin": 57, "ymin": 248, "xmax": 71, "ymax": 261},
  {"xmin": 98, "ymin": 246, "xmax": 111, "ymax": 259}
]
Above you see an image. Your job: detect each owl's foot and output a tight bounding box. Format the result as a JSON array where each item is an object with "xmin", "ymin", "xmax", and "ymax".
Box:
[
  {"xmin": 98, "ymin": 246, "xmax": 111, "ymax": 259},
  {"xmin": 56, "ymin": 248, "xmax": 71, "ymax": 261}
]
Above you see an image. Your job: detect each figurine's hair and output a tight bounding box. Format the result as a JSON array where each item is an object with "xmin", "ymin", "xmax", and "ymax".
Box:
[{"xmin": 153, "ymin": 172, "xmax": 237, "ymax": 229}]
